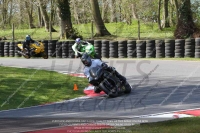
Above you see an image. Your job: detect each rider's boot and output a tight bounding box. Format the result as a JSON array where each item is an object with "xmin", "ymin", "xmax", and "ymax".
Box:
[{"xmin": 94, "ymin": 86, "xmax": 101, "ymax": 93}]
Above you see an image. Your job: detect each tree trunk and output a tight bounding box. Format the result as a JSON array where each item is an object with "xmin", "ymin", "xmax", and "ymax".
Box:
[
  {"xmin": 174, "ymin": 0, "xmax": 200, "ymax": 38},
  {"xmin": 90, "ymin": 0, "xmax": 111, "ymax": 36},
  {"xmin": 110, "ymin": 0, "xmax": 117, "ymax": 22},
  {"xmin": 174, "ymin": 0, "xmax": 179, "ymax": 21},
  {"xmin": 19, "ymin": 0, "xmax": 24, "ymax": 25},
  {"xmin": 37, "ymin": 6, "xmax": 42, "ymax": 27},
  {"xmin": 131, "ymin": 3, "xmax": 138, "ymax": 19},
  {"xmin": 2, "ymin": 0, "xmax": 8, "ymax": 26},
  {"xmin": 38, "ymin": 0, "xmax": 56, "ymax": 32},
  {"xmin": 56, "ymin": 0, "xmax": 81, "ymax": 39},
  {"xmin": 163, "ymin": 0, "xmax": 170, "ymax": 27},
  {"xmin": 101, "ymin": 0, "xmax": 109, "ymax": 23},
  {"xmin": 72, "ymin": 0, "xmax": 80, "ymax": 24},
  {"xmin": 158, "ymin": 0, "xmax": 162, "ymax": 30},
  {"xmin": 25, "ymin": 1, "xmax": 35, "ymax": 29},
  {"xmin": 8, "ymin": 0, "xmax": 13, "ymax": 26}
]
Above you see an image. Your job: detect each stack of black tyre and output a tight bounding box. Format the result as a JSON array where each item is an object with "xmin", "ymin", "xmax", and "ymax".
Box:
[
  {"xmin": 0, "ymin": 42, "xmax": 4, "ymax": 57},
  {"xmin": 195, "ymin": 38, "xmax": 200, "ymax": 58},
  {"xmin": 56, "ymin": 41, "xmax": 62, "ymax": 58},
  {"xmin": 101, "ymin": 40, "xmax": 109, "ymax": 58},
  {"xmin": 155, "ymin": 40, "xmax": 165, "ymax": 58},
  {"xmin": 118, "ymin": 40, "xmax": 127, "ymax": 58},
  {"xmin": 94, "ymin": 40, "xmax": 102, "ymax": 58},
  {"xmin": 62, "ymin": 41, "xmax": 68, "ymax": 58},
  {"xmin": 15, "ymin": 41, "xmax": 22, "ymax": 57},
  {"xmin": 9, "ymin": 42, "xmax": 15, "ymax": 57},
  {"xmin": 87, "ymin": 40, "xmax": 94, "ymax": 45},
  {"xmin": 48, "ymin": 40, "xmax": 57, "ymax": 58},
  {"xmin": 146, "ymin": 40, "xmax": 156, "ymax": 58},
  {"xmin": 185, "ymin": 38, "xmax": 195, "ymax": 58},
  {"xmin": 68, "ymin": 40, "xmax": 75, "ymax": 58},
  {"xmin": 175, "ymin": 39, "xmax": 185, "ymax": 58},
  {"xmin": 109, "ymin": 41, "xmax": 118, "ymax": 58},
  {"xmin": 4, "ymin": 42, "xmax": 9, "ymax": 57},
  {"xmin": 165, "ymin": 39, "xmax": 175, "ymax": 58},
  {"xmin": 127, "ymin": 40, "xmax": 136, "ymax": 58},
  {"xmin": 136, "ymin": 40, "xmax": 146, "ymax": 58},
  {"xmin": 42, "ymin": 40, "xmax": 48, "ymax": 54}
]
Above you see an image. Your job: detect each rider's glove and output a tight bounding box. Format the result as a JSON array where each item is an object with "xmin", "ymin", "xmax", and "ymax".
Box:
[{"xmin": 101, "ymin": 63, "xmax": 108, "ymax": 69}]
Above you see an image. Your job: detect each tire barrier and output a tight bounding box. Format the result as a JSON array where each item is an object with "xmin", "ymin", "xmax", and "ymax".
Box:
[
  {"xmin": 48, "ymin": 40, "xmax": 57, "ymax": 57},
  {"xmin": 195, "ymin": 38, "xmax": 200, "ymax": 58},
  {"xmin": 146, "ymin": 40, "xmax": 155, "ymax": 58},
  {"xmin": 4, "ymin": 42, "xmax": 9, "ymax": 57},
  {"xmin": 68, "ymin": 40, "xmax": 75, "ymax": 58},
  {"xmin": 109, "ymin": 41, "xmax": 118, "ymax": 58},
  {"xmin": 155, "ymin": 40, "xmax": 165, "ymax": 58},
  {"xmin": 136, "ymin": 40, "xmax": 146, "ymax": 58},
  {"xmin": 101, "ymin": 40, "xmax": 109, "ymax": 58},
  {"xmin": 165, "ymin": 39, "xmax": 175, "ymax": 58},
  {"xmin": 56, "ymin": 41, "xmax": 62, "ymax": 58},
  {"xmin": 94, "ymin": 40, "xmax": 102, "ymax": 58},
  {"xmin": 1, "ymin": 38, "xmax": 200, "ymax": 59},
  {"xmin": 62, "ymin": 41, "xmax": 68, "ymax": 58},
  {"xmin": 87, "ymin": 40, "xmax": 94, "ymax": 45},
  {"xmin": 15, "ymin": 41, "xmax": 22, "ymax": 57},
  {"xmin": 0, "ymin": 41, "xmax": 4, "ymax": 57},
  {"xmin": 118, "ymin": 40, "xmax": 127, "ymax": 58},
  {"xmin": 185, "ymin": 38, "xmax": 195, "ymax": 58},
  {"xmin": 127, "ymin": 40, "xmax": 136, "ymax": 58},
  {"xmin": 175, "ymin": 39, "xmax": 185, "ymax": 58},
  {"xmin": 9, "ymin": 42, "xmax": 15, "ymax": 57},
  {"xmin": 42, "ymin": 40, "xmax": 48, "ymax": 54}
]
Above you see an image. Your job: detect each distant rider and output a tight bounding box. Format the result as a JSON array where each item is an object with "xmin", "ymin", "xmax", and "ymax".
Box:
[
  {"xmin": 23, "ymin": 35, "xmax": 34, "ymax": 55},
  {"xmin": 72, "ymin": 38, "xmax": 90, "ymax": 58},
  {"xmin": 81, "ymin": 53, "xmax": 126, "ymax": 93}
]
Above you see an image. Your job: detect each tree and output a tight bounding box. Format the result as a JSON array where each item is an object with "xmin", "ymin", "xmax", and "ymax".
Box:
[
  {"xmin": 56, "ymin": 0, "xmax": 82, "ymax": 39},
  {"xmin": 174, "ymin": 0, "xmax": 200, "ymax": 39},
  {"xmin": 24, "ymin": 1, "xmax": 36, "ymax": 29},
  {"xmin": 158, "ymin": 0, "xmax": 162, "ymax": 30},
  {"xmin": 38, "ymin": 0, "xmax": 56, "ymax": 32},
  {"xmin": 90, "ymin": 0, "xmax": 111, "ymax": 36},
  {"xmin": 163, "ymin": 0, "xmax": 170, "ymax": 27}
]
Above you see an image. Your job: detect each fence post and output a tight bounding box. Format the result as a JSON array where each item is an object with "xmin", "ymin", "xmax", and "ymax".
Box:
[
  {"xmin": 138, "ymin": 18, "xmax": 140, "ymax": 40},
  {"xmin": 12, "ymin": 23, "xmax": 15, "ymax": 42}
]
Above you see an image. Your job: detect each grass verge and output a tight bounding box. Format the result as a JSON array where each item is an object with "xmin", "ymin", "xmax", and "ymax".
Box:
[
  {"xmin": 89, "ymin": 117, "xmax": 200, "ymax": 133},
  {"xmin": 0, "ymin": 66, "xmax": 88, "ymax": 111}
]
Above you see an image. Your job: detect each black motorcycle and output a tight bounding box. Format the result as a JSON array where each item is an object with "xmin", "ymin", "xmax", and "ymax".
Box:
[{"xmin": 88, "ymin": 66, "xmax": 132, "ymax": 98}]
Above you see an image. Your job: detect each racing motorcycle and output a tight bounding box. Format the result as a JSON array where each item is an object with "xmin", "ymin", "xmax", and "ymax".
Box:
[
  {"xmin": 78, "ymin": 43, "xmax": 101, "ymax": 60},
  {"xmin": 88, "ymin": 66, "xmax": 132, "ymax": 98},
  {"xmin": 17, "ymin": 41, "xmax": 48, "ymax": 59}
]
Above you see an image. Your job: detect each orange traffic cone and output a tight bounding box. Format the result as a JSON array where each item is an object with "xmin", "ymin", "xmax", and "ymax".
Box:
[{"xmin": 73, "ymin": 84, "xmax": 78, "ymax": 91}]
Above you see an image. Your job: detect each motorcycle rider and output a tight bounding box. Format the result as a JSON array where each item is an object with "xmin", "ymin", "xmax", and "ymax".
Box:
[
  {"xmin": 23, "ymin": 35, "xmax": 34, "ymax": 55},
  {"xmin": 72, "ymin": 38, "xmax": 90, "ymax": 58},
  {"xmin": 81, "ymin": 53, "xmax": 126, "ymax": 93}
]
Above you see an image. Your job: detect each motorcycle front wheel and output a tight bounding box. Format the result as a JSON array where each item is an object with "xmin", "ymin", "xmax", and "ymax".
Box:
[{"xmin": 123, "ymin": 81, "xmax": 132, "ymax": 94}]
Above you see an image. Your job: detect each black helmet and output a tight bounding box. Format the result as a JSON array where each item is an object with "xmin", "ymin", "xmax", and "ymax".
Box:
[{"xmin": 81, "ymin": 53, "xmax": 92, "ymax": 66}]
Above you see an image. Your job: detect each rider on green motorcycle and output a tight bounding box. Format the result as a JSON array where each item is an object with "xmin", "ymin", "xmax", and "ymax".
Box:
[
  {"xmin": 72, "ymin": 38, "xmax": 89, "ymax": 58},
  {"xmin": 72, "ymin": 38, "xmax": 101, "ymax": 59}
]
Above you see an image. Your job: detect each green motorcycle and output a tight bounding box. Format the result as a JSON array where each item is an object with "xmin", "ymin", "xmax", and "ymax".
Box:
[{"xmin": 80, "ymin": 43, "xmax": 101, "ymax": 59}]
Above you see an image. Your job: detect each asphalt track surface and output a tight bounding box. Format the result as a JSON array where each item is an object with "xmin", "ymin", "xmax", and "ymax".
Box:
[{"xmin": 0, "ymin": 58, "xmax": 200, "ymax": 133}]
